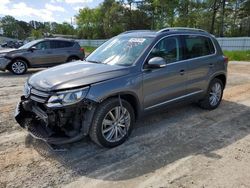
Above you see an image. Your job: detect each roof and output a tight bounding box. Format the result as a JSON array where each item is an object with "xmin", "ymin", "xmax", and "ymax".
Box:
[
  {"xmin": 43, "ymin": 38, "xmax": 76, "ymax": 42},
  {"xmin": 120, "ymin": 27, "xmax": 211, "ymax": 38}
]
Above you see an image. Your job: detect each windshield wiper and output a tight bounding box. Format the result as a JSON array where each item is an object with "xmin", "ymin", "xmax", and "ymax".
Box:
[{"xmin": 86, "ymin": 60, "xmax": 102, "ymax": 64}]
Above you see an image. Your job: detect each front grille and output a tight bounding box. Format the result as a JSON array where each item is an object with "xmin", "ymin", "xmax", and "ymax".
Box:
[{"xmin": 30, "ymin": 88, "xmax": 50, "ymax": 103}]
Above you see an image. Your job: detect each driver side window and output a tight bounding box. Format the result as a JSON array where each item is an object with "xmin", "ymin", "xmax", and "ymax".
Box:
[
  {"xmin": 34, "ymin": 41, "xmax": 50, "ymax": 50},
  {"xmin": 149, "ymin": 36, "xmax": 181, "ymax": 64}
]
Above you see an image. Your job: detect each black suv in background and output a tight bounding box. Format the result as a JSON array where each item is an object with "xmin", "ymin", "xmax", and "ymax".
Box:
[
  {"xmin": 15, "ymin": 28, "xmax": 228, "ymax": 148},
  {"xmin": 0, "ymin": 38, "xmax": 85, "ymax": 74}
]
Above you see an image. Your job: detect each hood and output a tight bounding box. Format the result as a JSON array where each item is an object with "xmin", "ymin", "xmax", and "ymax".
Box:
[
  {"xmin": 28, "ymin": 61, "xmax": 131, "ymax": 91},
  {"xmin": 0, "ymin": 48, "xmax": 28, "ymax": 56},
  {"xmin": 5, "ymin": 48, "xmax": 28, "ymax": 55},
  {"xmin": 0, "ymin": 48, "xmax": 16, "ymax": 54}
]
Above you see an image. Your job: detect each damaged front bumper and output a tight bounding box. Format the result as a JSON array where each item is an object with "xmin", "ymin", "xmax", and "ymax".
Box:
[
  {"xmin": 15, "ymin": 96, "xmax": 96, "ymax": 145},
  {"xmin": 0, "ymin": 57, "xmax": 11, "ymax": 71}
]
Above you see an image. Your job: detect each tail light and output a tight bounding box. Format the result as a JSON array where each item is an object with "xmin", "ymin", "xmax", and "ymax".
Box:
[
  {"xmin": 80, "ymin": 47, "xmax": 84, "ymax": 53},
  {"xmin": 223, "ymin": 56, "xmax": 228, "ymax": 64}
]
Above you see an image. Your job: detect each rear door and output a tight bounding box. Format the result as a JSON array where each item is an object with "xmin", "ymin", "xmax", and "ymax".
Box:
[
  {"xmin": 143, "ymin": 35, "xmax": 188, "ymax": 110},
  {"xmin": 182, "ymin": 35, "xmax": 216, "ymax": 93},
  {"xmin": 50, "ymin": 40, "xmax": 75, "ymax": 64}
]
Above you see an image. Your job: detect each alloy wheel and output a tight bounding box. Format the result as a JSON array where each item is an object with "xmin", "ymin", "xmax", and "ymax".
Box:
[
  {"xmin": 12, "ymin": 61, "xmax": 26, "ymax": 74},
  {"xmin": 209, "ymin": 82, "xmax": 222, "ymax": 106},
  {"xmin": 102, "ymin": 106, "xmax": 131, "ymax": 143}
]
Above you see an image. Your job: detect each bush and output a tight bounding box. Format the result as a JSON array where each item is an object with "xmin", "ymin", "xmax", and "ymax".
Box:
[
  {"xmin": 82, "ymin": 46, "xmax": 97, "ymax": 54},
  {"xmin": 223, "ymin": 50, "xmax": 250, "ymax": 61}
]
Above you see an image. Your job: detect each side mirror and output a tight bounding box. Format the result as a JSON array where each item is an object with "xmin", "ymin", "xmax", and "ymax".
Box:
[
  {"xmin": 29, "ymin": 46, "xmax": 37, "ymax": 51},
  {"xmin": 147, "ymin": 57, "xmax": 166, "ymax": 69}
]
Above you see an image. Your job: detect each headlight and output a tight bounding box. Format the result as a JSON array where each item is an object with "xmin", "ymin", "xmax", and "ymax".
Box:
[
  {"xmin": 0, "ymin": 53, "xmax": 6, "ymax": 58},
  {"xmin": 23, "ymin": 82, "xmax": 31, "ymax": 98},
  {"xmin": 46, "ymin": 87, "xmax": 89, "ymax": 108}
]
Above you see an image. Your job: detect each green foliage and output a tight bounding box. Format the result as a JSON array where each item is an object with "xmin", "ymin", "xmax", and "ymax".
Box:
[
  {"xmin": 76, "ymin": 0, "xmax": 250, "ymax": 39},
  {"xmin": 0, "ymin": 15, "xmax": 32, "ymax": 39},
  {"xmin": 1, "ymin": 0, "xmax": 250, "ymax": 40},
  {"xmin": 31, "ymin": 29, "xmax": 43, "ymax": 39},
  {"xmin": 224, "ymin": 50, "xmax": 250, "ymax": 61},
  {"xmin": 82, "ymin": 46, "xmax": 97, "ymax": 54},
  {"xmin": 54, "ymin": 22, "xmax": 75, "ymax": 35},
  {"xmin": 0, "ymin": 16, "xmax": 76, "ymax": 40}
]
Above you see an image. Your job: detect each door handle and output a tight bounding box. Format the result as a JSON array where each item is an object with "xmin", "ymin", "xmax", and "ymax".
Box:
[
  {"xmin": 209, "ymin": 63, "xmax": 214, "ymax": 68},
  {"xmin": 180, "ymin": 70, "xmax": 185, "ymax": 75}
]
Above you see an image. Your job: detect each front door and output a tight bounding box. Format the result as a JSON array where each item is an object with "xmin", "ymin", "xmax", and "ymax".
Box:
[
  {"xmin": 143, "ymin": 36, "xmax": 188, "ymax": 110},
  {"xmin": 29, "ymin": 41, "xmax": 58, "ymax": 67}
]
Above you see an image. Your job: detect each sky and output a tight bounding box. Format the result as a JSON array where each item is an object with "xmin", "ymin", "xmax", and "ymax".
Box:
[{"xmin": 0, "ymin": 0, "xmax": 103, "ymax": 24}]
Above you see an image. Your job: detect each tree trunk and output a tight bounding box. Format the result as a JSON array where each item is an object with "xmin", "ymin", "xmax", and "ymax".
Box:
[
  {"xmin": 220, "ymin": 0, "xmax": 226, "ymax": 37},
  {"xmin": 210, "ymin": 0, "xmax": 218, "ymax": 34}
]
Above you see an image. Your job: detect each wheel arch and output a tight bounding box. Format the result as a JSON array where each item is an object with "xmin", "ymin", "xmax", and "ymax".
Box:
[
  {"xmin": 8, "ymin": 57, "xmax": 31, "ymax": 68},
  {"xmin": 101, "ymin": 92, "xmax": 141, "ymax": 121},
  {"xmin": 67, "ymin": 55, "xmax": 81, "ymax": 62},
  {"xmin": 212, "ymin": 73, "xmax": 227, "ymax": 89}
]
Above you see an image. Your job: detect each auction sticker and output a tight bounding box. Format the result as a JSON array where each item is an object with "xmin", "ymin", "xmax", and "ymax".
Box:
[{"xmin": 129, "ymin": 38, "xmax": 146, "ymax": 44}]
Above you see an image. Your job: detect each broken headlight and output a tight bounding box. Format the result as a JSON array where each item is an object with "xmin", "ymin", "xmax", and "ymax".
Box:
[
  {"xmin": 46, "ymin": 87, "xmax": 89, "ymax": 108},
  {"xmin": 23, "ymin": 82, "xmax": 31, "ymax": 98}
]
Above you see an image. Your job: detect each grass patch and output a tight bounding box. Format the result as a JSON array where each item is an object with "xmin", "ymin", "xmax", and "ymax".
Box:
[
  {"xmin": 223, "ymin": 50, "xmax": 250, "ymax": 61},
  {"xmin": 82, "ymin": 46, "xmax": 97, "ymax": 54}
]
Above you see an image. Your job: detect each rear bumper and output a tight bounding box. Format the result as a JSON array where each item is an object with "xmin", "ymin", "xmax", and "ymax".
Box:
[
  {"xmin": 0, "ymin": 57, "xmax": 11, "ymax": 71},
  {"xmin": 14, "ymin": 97, "xmax": 94, "ymax": 145}
]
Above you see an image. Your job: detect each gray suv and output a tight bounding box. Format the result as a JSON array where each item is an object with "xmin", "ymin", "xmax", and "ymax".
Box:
[
  {"xmin": 0, "ymin": 38, "xmax": 85, "ymax": 75},
  {"xmin": 15, "ymin": 28, "xmax": 228, "ymax": 148}
]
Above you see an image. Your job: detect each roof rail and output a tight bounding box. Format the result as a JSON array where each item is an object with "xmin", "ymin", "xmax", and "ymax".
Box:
[
  {"xmin": 157, "ymin": 27, "xmax": 207, "ymax": 33},
  {"xmin": 120, "ymin": 30, "xmax": 153, "ymax": 35}
]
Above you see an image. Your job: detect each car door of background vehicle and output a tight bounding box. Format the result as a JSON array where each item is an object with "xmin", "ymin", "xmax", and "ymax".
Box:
[
  {"xmin": 29, "ymin": 41, "xmax": 57, "ymax": 67},
  {"xmin": 182, "ymin": 35, "xmax": 216, "ymax": 94},
  {"xmin": 50, "ymin": 40, "xmax": 74, "ymax": 64},
  {"xmin": 143, "ymin": 35, "xmax": 188, "ymax": 110}
]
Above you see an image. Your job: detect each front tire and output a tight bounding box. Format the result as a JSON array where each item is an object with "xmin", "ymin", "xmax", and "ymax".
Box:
[
  {"xmin": 89, "ymin": 98, "xmax": 135, "ymax": 148},
  {"xmin": 198, "ymin": 78, "xmax": 224, "ymax": 110},
  {"xmin": 10, "ymin": 59, "xmax": 28, "ymax": 75}
]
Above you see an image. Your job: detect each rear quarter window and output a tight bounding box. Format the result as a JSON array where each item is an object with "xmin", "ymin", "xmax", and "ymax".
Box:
[
  {"xmin": 51, "ymin": 41, "xmax": 74, "ymax": 49},
  {"xmin": 184, "ymin": 35, "xmax": 215, "ymax": 59}
]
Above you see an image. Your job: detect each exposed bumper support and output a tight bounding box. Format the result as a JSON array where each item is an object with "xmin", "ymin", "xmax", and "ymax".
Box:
[{"xmin": 15, "ymin": 97, "xmax": 96, "ymax": 145}]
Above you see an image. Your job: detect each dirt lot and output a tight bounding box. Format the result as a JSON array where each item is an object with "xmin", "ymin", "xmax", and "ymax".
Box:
[{"xmin": 1, "ymin": 61, "xmax": 250, "ymax": 188}]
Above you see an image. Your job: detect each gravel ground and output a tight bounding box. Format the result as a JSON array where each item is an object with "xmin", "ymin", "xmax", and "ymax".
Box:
[{"xmin": 1, "ymin": 61, "xmax": 250, "ymax": 188}]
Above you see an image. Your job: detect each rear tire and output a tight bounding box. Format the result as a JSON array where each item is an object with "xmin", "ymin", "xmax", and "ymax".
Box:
[
  {"xmin": 198, "ymin": 78, "xmax": 224, "ymax": 110},
  {"xmin": 89, "ymin": 98, "xmax": 135, "ymax": 148},
  {"xmin": 67, "ymin": 56, "xmax": 80, "ymax": 62},
  {"xmin": 10, "ymin": 59, "xmax": 28, "ymax": 75}
]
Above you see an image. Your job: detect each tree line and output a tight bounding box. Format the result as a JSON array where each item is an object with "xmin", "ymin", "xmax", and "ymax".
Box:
[
  {"xmin": 0, "ymin": 15, "xmax": 75, "ymax": 40},
  {"xmin": 77, "ymin": 0, "xmax": 250, "ymax": 38},
  {"xmin": 0, "ymin": 0, "xmax": 249, "ymax": 40}
]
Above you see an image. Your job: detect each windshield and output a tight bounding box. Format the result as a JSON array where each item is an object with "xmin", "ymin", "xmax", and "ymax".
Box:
[
  {"xmin": 86, "ymin": 36, "xmax": 153, "ymax": 66},
  {"xmin": 19, "ymin": 40, "xmax": 41, "ymax": 49}
]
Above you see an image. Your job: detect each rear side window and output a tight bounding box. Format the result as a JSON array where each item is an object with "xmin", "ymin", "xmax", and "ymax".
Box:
[
  {"xmin": 148, "ymin": 36, "xmax": 181, "ymax": 64},
  {"xmin": 183, "ymin": 35, "xmax": 215, "ymax": 59},
  {"xmin": 50, "ymin": 41, "xmax": 74, "ymax": 49}
]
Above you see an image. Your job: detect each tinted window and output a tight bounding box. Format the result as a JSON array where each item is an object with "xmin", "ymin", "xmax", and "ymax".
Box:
[
  {"xmin": 50, "ymin": 41, "xmax": 74, "ymax": 49},
  {"xmin": 184, "ymin": 35, "xmax": 215, "ymax": 59},
  {"xmin": 148, "ymin": 36, "xmax": 181, "ymax": 64},
  {"xmin": 34, "ymin": 41, "xmax": 50, "ymax": 50}
]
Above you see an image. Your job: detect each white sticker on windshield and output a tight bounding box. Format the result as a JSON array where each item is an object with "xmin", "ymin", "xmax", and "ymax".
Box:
[{"xmin": 129, "ymin": 38, "xmax": 146, "ymax": 44}]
